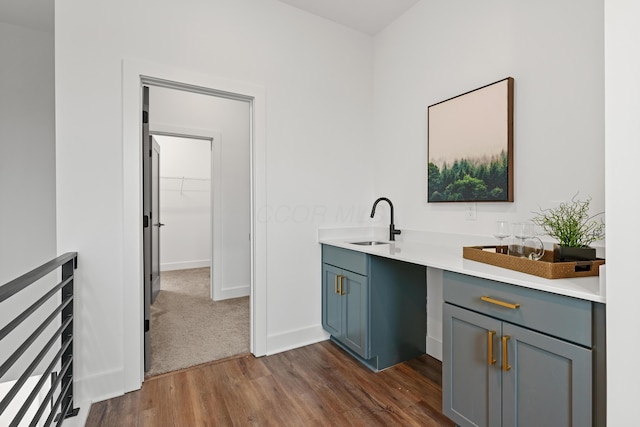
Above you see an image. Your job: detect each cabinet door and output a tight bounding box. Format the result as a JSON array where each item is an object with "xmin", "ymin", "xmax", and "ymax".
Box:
[
  {"xmin": 443, "ymin": 303, "xmax": 502, "ymax": 427},
  {"xmin": 322, "ymin": 264, "xmax": 343, "ymax": 338},
  {"xmin": 501, "ymin": 323, "xmax": 592, "ymax": 427},
  {"xmin": 341, "ymin": 270, "xmax": 369, "ymax": 359}
]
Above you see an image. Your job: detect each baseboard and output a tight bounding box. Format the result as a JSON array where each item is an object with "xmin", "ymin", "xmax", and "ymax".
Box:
[
  {"xmin": 213, "ymin": 284, "xmax": 250, "ymax": 301},
  {"xmin": 427, "ymin": 336, "xmax": 442, "ymax": 361},
  {"xmin": 161, "ymin": 260, "xmax": 210, "ymax": 271},
  {"xmin": 75, "ymin": 367, "xmax": 127, "ymax": 409},
  {"xmin": 58, "ymin": 400, "xmax": 91, "ymax": 427},
  {"xmin": 266, "ymin": 324, "xmax": 330, "ymax": 356}
]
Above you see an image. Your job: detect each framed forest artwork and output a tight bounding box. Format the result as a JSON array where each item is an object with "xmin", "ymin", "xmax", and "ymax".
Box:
[{"xmin": 427, "ymin": 77, "xmax": 514, "ymax": 202}]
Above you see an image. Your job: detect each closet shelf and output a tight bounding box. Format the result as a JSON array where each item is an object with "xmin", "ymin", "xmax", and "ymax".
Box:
[{"xmin": 160, "ymin": 176, "xmax": 210, "ymax": 195}]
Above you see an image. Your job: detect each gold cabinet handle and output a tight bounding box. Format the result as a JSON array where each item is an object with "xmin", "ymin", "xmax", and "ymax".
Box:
[
  {"xmin": 502, "ymin": 335, "xmax": 511, "ymax": 372},
  {"xmin": 488, "ymin": 331, "xmax": 497, "ymax": 365},
  {"xmin": 339, "ymin": 275, "xmax": 345, "ymax": 296},
  {"xmin": 481, "ymin": 296, "xmax": 521, "ymax": 310}
]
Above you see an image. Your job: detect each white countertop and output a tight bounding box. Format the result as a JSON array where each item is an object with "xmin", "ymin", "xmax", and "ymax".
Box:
[{"xmin": 318, "ymin": 227, "xmax": 606, "ymax": 303}]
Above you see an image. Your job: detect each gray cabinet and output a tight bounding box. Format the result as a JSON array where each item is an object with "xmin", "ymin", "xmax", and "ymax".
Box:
[
  {"xmin": 442, "ymin": 271, "xmax": 606, "ymax": 427},
  {"xmin": 321, "ymin": 244, "xmax": 427, "ymax": 371},
  {"xmin": 322, "ymin": 263, "xmax": 369, "ymax": 358}
]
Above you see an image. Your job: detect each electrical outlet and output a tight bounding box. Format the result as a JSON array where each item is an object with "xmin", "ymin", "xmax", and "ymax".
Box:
[{"xmin": 465, "ymin": 203, "xmax": 477, "ymax": 221}]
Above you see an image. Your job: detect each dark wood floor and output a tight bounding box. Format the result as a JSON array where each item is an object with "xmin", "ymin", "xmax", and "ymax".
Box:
[{"xmin": 86, "ymin": 341, "xmax": 455, "ymax": 426}]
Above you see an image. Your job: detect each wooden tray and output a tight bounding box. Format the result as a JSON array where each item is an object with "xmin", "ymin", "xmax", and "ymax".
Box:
[{"xmin": 462, "ymin": 246, "xmax": 605, "ymax": 279}]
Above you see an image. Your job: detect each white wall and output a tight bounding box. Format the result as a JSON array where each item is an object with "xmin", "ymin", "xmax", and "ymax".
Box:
[
  {"xmin": 372, "ymin": 0, "xmax": 605, "ymax": 234},
  {"xmin": 425, "ymin": 267, "xmax": 443, "ymax": 360},
  {"xmin": 55, "ymin": 0, "xmax": 373, "ymax": 402},
  {"xmin": 371, "ymin": 0, "xmax": 606, "ymax": 364},
  {"xmin": 0, "ymin": 22, "xmax": 56, "ymax": 284},
  {"xmin": 372, "ymin": 0, "xmax": 605, "ymax": 366},
  {"xmin": 155, "ymin": 135, "xmax": 212, "ymax": 272},
  {"xmin": 0, "ymin": 22, "xmax": 57, "ymax": 382},
  {"xmin": 604, "ymin": 0, "xmax": 640, "ymax": 424}
]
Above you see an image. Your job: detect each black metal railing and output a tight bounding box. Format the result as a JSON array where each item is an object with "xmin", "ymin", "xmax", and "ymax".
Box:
[{"xmin": 0, "ymin": 252, "xmax": 79, "ymax": 426}]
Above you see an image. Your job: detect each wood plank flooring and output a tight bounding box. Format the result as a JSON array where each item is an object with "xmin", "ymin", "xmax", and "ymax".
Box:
[{"xmin": 85, "ymin": 341, "xmax": 455, "ymax": 427}]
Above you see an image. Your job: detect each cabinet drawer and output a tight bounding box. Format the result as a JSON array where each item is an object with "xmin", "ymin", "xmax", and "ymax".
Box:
[
  {"xmin": 322, "ymin": 244, "xmax": 368, "ymax": 275},
  {"xmin": 443, "ymin": 271, "xmax": 592, "ymax": 347}
]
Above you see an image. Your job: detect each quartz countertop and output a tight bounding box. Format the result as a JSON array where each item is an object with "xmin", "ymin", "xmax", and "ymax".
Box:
[{"xmin": 318, "ymin": 228, "xmax": 605, "ymax": 303}]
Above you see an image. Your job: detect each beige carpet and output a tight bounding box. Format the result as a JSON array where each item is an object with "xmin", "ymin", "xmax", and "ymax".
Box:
[{"xmin": 147, "ymin": 267, "xmax": 250, "ymax": 378}]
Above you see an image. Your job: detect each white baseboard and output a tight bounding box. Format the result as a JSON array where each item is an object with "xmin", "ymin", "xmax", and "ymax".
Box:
[
  {"xmin": 75, "ymin": 367, "xmax": 127, "ymax": 410},
  {"xmin": 161, "ymin": 260, "xmax": 210, "ymax": 271},
  {"xmin": 213, "ymin": 284, "xmax": 250, "ymax": 301},
  {"xmin": 427, "ymin": 336, "xmax": 442, "ymax": 361},
  {"xmin": 266, "ymin": 324, "xmax": 330, "ymax": 356},
  {"xmin": 58, "ymin": 400, "xmax": 91, "ymax": 427}
]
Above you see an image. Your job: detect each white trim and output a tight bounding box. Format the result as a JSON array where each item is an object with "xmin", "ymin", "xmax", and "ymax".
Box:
[
  {"xmin": 149, "ymin": 124, "xmax": 218, "ymax": 141},
  {"xmin": 58, "ymin": 402, "xmax": 90, "ymax": 427},
  {"xmin": 149, "ymin": 125, "xmax": 224, "ymax": 303},
  {"xmin": 426, "ymin": 337, "xmax": 443, "ymax": 361},
  {"xmin": 266, "ymin": 325, "xmax": 329, "ymax": 356},
  {"xmin": 122, "ymin": 58, "xmax": 267, "ymax": 394},
  {"xmin": 160, "ymin": 260, "xmax": 210, "ymax": 272},
  {"xmin": 216, "ymin": 284, "xmax": 251, "ymax": 300},
  {"xmin": 76, "ymin": 367, "xmax": 125, "ymax": 407},
  {"xmin": 211, "ymin": 134, "xmax": 224, "ymax": 302}
]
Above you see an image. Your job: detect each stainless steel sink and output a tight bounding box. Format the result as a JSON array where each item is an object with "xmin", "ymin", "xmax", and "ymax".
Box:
[{"xmin": 350, "ymin": 241, "xmax": 389, "ymax": 246}]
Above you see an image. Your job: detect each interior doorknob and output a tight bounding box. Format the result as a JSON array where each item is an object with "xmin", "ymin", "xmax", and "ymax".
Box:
[{"xmin": 154, "ymin": 223, "xmax": 165, "ymax": 227}]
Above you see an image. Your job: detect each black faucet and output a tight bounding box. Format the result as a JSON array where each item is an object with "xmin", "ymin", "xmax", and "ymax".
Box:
[{"xmin": 370, "ymin": 197, "xmax": 401, "ymax": 241}]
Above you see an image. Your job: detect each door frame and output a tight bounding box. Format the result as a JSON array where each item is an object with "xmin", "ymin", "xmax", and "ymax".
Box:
[
  {"xmin": 149, "ymin": 126, "xmax": 225, "ymax": 302},
  {"xmin": 122, "ymin": 59, "xmax": 267, "ymax": 392},
  {"xmin": 150, "ymin": 136, "xmax": 161, "ymax": 305}
]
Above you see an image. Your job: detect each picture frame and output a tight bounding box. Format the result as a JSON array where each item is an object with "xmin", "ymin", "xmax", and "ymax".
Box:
[{"xmin": 427, "ymin": 77, "xmax": 514, "ymax": 202}]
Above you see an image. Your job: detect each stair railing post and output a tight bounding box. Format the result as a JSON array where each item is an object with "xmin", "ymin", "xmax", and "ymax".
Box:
[{"xmin": 60, "ymin": 255, "xmax": 79, "ymax": 419}]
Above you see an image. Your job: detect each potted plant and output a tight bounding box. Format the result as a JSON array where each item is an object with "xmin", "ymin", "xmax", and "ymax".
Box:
[{"xmin": 531, "ymin": 194, "xmax": 605, "ymax": 262}]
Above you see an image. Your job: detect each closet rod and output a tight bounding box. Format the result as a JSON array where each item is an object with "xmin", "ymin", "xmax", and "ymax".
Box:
[{"xmin": 160, "ymin": 175, "xmax": 210, "ymax": 195}]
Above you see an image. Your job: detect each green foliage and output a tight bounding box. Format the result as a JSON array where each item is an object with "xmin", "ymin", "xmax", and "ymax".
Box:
[
  {"xmin": 531, "ymin": 194, "xmax": 605, "ymax": 248},
  {"xmin": 446, "ymin": 175, "xmax": 487, "ymax": 200},
  {"xmin": 489, "ymin": 187, "xmax": 504, "ymax": 199},
  {"xmin": 427, "ymin": 151, "xmax": 508, "ymax": 201},
  {"xmin": 430, "ymin": 191, "xmax": 443, "ymax": 201}
]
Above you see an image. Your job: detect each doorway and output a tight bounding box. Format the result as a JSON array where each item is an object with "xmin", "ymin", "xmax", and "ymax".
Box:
[
  {"xmin": 122, "ymin": 59, "xmax": 268, "ymax": 391},
  {"xmin": 154, "ymin": 135, "xmax": 213, "ymax": 276},
  {"xmin": 143, "ymin": 88, "xmax": 252, "ymax": 376},
  {"xmin": 148, "ymin": 85, "xmax": 252, "ymax": 303}
]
